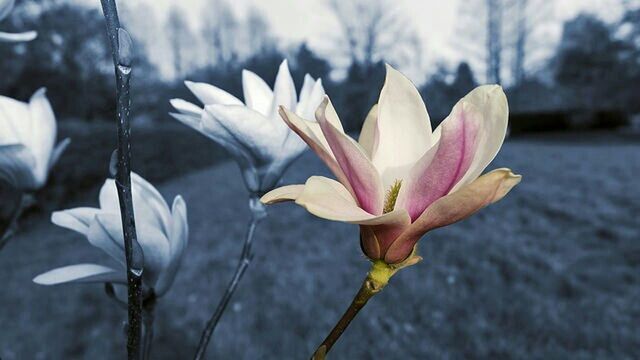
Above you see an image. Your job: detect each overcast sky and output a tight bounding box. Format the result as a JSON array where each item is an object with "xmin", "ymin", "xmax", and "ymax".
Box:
[{"xmin": 106, "ymin": 0, "xmax": 625, "ymax": 82}]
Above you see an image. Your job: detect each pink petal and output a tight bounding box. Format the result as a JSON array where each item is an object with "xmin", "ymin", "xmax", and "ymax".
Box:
[
  {"xmin": 278, "ymin": 106, "xmax": 350, "ymax": 189},
  {"xmin": 358, "ymin": 105, "xmax": 379, "ymax": 158},
  {"xmin": 396, "ymin": 101, "xmax": 481, "ymax": 221},
  {"xmin": 450, "ymin": 85, "xmax": 509, "ymax": 192},
  {"xmin": 315, "ymin": 97, "xmax": 384, "ymax": 215},
  {"xmin": 293, "ymin": 176, "xmax": 407, "ymax": 225},
  {"xmin": 385, "ymin": 168, "xmax": 521, "ymax": 263}
]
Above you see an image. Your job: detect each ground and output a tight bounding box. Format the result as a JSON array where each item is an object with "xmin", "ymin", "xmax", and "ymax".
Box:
[{"xmin": 0, "ymin": 136, "xmax": 639, "ymax": 359}]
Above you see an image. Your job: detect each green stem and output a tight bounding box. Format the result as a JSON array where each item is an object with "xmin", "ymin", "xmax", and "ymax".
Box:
[{"xmin": 311, "ymin": 261, "xmax": 398, "ymax": 360}]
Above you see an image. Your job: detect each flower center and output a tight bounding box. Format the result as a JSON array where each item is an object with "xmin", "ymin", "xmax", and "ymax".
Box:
[{"xmin": 383, "ymin": 180, "xmax": 402, "ymax": 214}]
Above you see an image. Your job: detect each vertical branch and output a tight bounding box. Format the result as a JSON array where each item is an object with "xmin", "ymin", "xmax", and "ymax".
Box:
[
  {"xmin": 99, "ymin": 1, "xmax": 144, "ymax": 359},
  {"xmin": 486, "ymin": 0, "xmax": 503, "ymax": 84},
  {"xmin": 193, "ymin": 196, "xmax": 266, "ymax": 360},
  {"xmin": 0, "ymin": 193, "xmax": 26, "ymax": 250}
]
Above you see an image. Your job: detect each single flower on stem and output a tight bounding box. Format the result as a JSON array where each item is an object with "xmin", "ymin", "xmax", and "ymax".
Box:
[
  {"xmin": 0, "ymin": 0, "xmax": 37, "ymax": 42},
  {"xmin": 262, "ymin": 64, "xmax": 521, "ymax": 358},
  {"xmin": 0, "ymin": 89, "xmax": 70, "ymax": 246},
  {"xmin": 170, "ymin": 60, "xmax": 325, "ymax": 359},
  {"xmin": 33, "ymin": 172, "xmax": 188, "ymax": 295},
  {"xmin": 0, "ymin": 89, "xmax": 70, "ymax": 191},
  {"xmin": 170, "ymin": 59, "xmax": 325, "ymax": 195},
  {"xmin": 33, "ymin": 172, "xmax": 188, "ymax": 359}
]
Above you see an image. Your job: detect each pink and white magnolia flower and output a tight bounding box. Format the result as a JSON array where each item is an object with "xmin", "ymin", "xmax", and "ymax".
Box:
[
  {"xmin": 170, "ymin": 60, "xmax": 325, "ymax": 194},
  {"xmin": 0, "ymin": 0, "xmax": 36, "ymax": 42},
  {"xmin": 0, "ymin": 89, "xmax": 70, "ymax": 191},
  {"xmin": 33, "ymin": 173, "xmax": 189, "ymax": 297},
  {"xmin": 262, "ymin": 64, "xmax": 521, "ymax": 264}
]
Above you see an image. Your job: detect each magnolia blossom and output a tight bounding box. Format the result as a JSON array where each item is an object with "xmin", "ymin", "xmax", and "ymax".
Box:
[
  {"xmin": 170, "ymin": 60, "xmax": 325, "ymax": 194},
  {"xmin": 0, "ymin": 89, "xmax": 70, "ymax": 191},
  {"xmin": 33, "ymin": 173, "xmax": 188, "ymax": 297},
  {"xmin": 262, "ymin": 65, "xmax": 521, "ymax": 264},
  {"xmin": 0, "ymin": 0, "xmax": 36, "ymax": 42}
]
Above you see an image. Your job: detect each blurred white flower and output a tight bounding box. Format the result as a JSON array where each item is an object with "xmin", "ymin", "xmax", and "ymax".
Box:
[
  {"xmin": 33, "ymin": 173, "xmax": 189, "ymax": 297},
  {"xmin": 0, "ymin": 0, "xmax": 36, "ymax": 42},
  {"xmin": 0, "ymin": 89, "xmax": 69, "ymax": 191},
  {"xmin": 170, "ymin": 60, "xmax": 325, "ymax": 194}
]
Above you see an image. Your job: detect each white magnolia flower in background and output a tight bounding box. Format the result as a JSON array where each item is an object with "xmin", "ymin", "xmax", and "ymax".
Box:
[
  {"xmin": 0, "ymin": 0, "xmax": 36, "ymax": 42},
  {"xmin": 0, "ymin": 89, "xmax": 70, "ymax": 191},
  {"xmin": 170, "ymin": 60, "xmax": 325, "ymax": 194},
  {"xmin": 33, "ymin": 173, "xmax": 189, "ymax": 297}
]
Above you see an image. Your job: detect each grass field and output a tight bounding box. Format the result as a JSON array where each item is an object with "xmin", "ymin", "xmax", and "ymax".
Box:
[{"xmin": 0, "ymin": 135, "xmax": 638, "ymax": 359}]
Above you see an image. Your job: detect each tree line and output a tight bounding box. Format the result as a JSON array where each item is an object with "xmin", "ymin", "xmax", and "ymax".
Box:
[{"xmin": 0, "ymin": 0, "xmax": 638, "ymax": 132}]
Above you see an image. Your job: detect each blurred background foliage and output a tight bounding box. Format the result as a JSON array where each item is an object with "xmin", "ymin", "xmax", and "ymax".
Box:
[
  {"xmin": 1, "ymin": 1, "xmax": 640, "ymax": 358},
  {"xmin": 0, "ymin": 0, "xmax": 639, "ymax": 209}
]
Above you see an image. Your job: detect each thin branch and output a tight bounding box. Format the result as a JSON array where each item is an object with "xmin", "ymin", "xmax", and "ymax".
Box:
[
  {"xmin": 311, "ymin": 261, "xmax": 398, "ymax": 360},
  {"xmin": 99, "ymin": 1, "xmax": 144, "ymax": 359},
  {"xmin": 193, "ymin": 197, "xmax": 265, "ymax": 360},
  {"xmin": 0, "ymin": 193, "xmax": 26, "ymax": 250}
]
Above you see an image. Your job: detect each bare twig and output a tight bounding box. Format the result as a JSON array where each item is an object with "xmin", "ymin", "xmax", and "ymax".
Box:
[
  {"xmin": 193, "ymin": 196, "xmax": 266, "ymax": 360},
  {"xmin": 99, "ymin": 1, "xmax": 144, "ymax": 359},
  {"xmin": 0, "ymin": 193, "xmax": 26, "ymax": 250}
]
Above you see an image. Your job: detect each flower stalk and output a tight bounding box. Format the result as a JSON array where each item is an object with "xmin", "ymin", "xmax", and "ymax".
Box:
[
  {"xmin": 99, "ymin": 1, "xmax": 144, "ymax": 359},
  {"xmin": 0, "ymin": 193, "xmax": 27, "ymax": 250},
  {"xmin": 194, "ymin": 196, "xmax": 266, "ymax": 360},
  {"xmin": 311, "ymin": 261, "xmax": 398, "ymax": 360}
]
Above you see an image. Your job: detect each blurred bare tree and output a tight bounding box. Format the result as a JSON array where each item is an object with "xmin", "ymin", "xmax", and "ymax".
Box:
[
  {"xmin": 486, "ymin": 0, "xmax": 503, "ymax": 84},
  {"xmin": 200, "ymin": 0, "xmax": 240, "ymax": 68},
  {"xmin": 244, "ymin": 7, "xmax": 275, "ymax": 56},
  {"xmin": 326, "ymin": 0, "xmax": 422, "ymax": 70},
  {"xmin": 456, "ymin": 0, "xmax": 554, "ymax": 85},
  {"xmin": 167, "ymin": 7, "xmax": 193, "ymax": 78}
]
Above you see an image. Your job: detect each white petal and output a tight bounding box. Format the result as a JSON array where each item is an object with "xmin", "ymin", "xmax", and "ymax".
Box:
[
  {"xmin": 261, "ymin": 184, "xmax": 305, "ymax": 204},
  {"xmin": 87, "ymin": 214, "xmax": 125, "ymax": 266},
  {"xmin": 184, "ymin": 81, "xmax": 243, "ymax": 106},
  {"xmin": 450, "ymin": 85, "xmax": 509, "ymax": 192},
  {"xmin": 48, "ymin": 138, "xmax": 70, "ymax": 171},
  {"xmin": 131, "ymin": 173, "xmax": 173, "ymax": 237},
  {"xmin": 98, "ymin": 173, "xmax": 173, "ymax": 237},
  {"xmin": 0, "ymin": 95, "xmax": 30, "ymax": 145},
  {"xmin": 358, "ymin": 105, "xmax": 379, "ymax": 158},
  {"xmin": 0, "ymin": 31, "xmax": 37, "ymax": 42},
  {"xmin": 373, "ymin": 64, "xmax": 434, "ymax": 187},
  {"xmin": 51, "ymin": 207, "xmax": 100, "ymax": 236},
  {"xmin": 28, "ymin": 88, "xmax": 57, "ymax": 185},
  {"xmin": 94, "ymin": 214, "xmax": 171, "ymax": 288},
  {"xmin": 295, "ymin": 176, "xmax": 408, "ymax": 225},
  {"xmin": 297, "ymin": 75, "xmax": 315, "ymax": 111},
  {"xmin": 170, "ymin": 98, "xmax": 202, "ymax": 118},
  {"xmin": 33, "ymin": 264, "xmax": 125, "ymax": 285},
  {"xmin": 154, "ymin": 195, "xmax": 189, "ymax": 296},
  {"xmin": 98, "ymin": 178, "xmax": 120, "ymax": 214},
  {"xmin": 296, "ymin": 78, "xmax": 325, "ymax": 120},
  {"xmin": 205, "ymin": 104, "xmax": 276, "ymax": 161},
  {"xmin": 242, "ymin": 69, "xmax": 273, "ymax": 116},
  {"xmin": 269, "ymin": 60, "xmax": 297, "ymax": 121}
]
